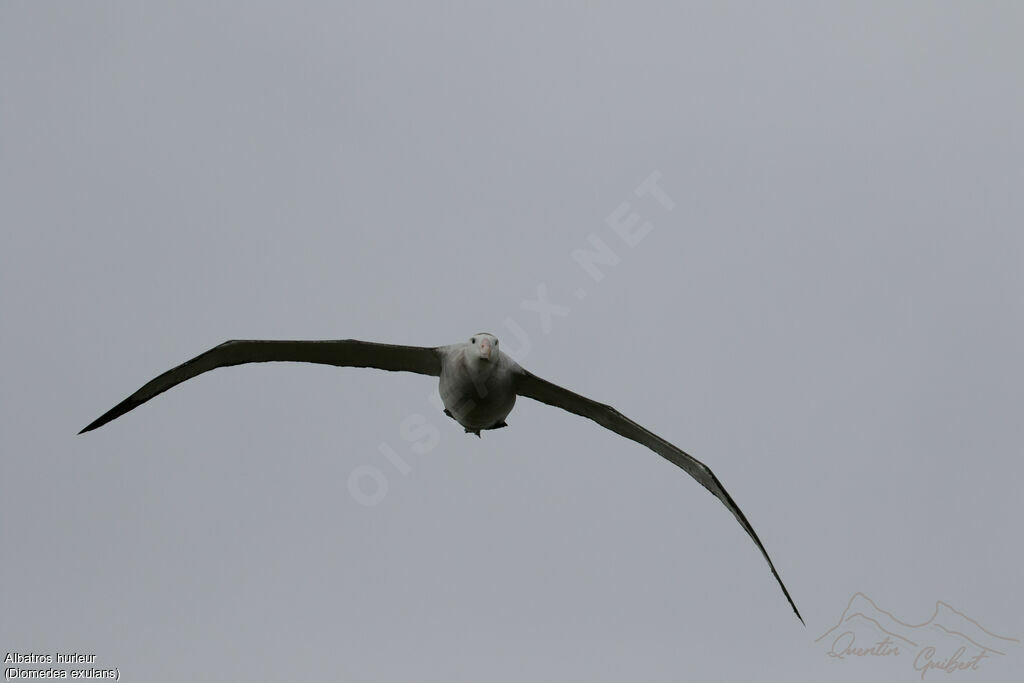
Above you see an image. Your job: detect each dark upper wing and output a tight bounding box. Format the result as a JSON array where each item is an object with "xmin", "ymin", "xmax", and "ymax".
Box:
[
  {"xmin": 514, "ymin": 368, "xmax": 803, "ymax": 624},
  {"xmin": 79, "ymin": 339, "xmax": 443, "ymax": 434}
]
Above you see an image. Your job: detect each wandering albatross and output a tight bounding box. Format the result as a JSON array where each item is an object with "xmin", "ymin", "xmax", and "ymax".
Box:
[{"xmin": 79, "ymin": 332, "xmax": 803, "ymax": 623}]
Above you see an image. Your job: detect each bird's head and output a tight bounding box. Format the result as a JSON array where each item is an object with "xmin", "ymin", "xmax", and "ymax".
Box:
[{"xmin": 468, "ymin": 333, "xmax": 499, "ymax": 362}]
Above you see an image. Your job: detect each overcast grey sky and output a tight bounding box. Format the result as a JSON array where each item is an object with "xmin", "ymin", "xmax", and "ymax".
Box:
[{"xmin": 2, "ymin": 2, "xmax": 1022, "ymax": 681}]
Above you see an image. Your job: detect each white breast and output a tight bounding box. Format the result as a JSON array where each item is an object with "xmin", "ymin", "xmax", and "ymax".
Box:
[{"xmin": 438, "ymin": 347, "xmax": 517, "ymax": 429}]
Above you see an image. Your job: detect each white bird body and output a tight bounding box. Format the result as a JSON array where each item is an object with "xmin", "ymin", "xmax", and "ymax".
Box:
[
  {"xmin": 439, "ymin": 333, "xmax": 517, "ymax": 435},
  {"xmin": 79, "ymin": 331, "xmax": 804, "ymax": 623}
]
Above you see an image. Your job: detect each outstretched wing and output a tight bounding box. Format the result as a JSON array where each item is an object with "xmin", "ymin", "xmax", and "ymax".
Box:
[
  {"xmin": 80, "ymin": 339, "xmax": 443, "ymax": 434},
  {"xmin": 514, "ymin": 368, "xmax": 803, "ymax": 624}
]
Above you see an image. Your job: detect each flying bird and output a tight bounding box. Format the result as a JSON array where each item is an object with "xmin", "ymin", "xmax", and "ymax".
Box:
[{"xmin": 80, "ymin": 332, "xmax": 803, "ymax": 623}]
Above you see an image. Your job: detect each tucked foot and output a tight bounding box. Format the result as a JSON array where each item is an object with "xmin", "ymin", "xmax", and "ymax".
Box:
[
  {"xmin": 486, "ymin": 420, "xmax": 508, "ymax": 430},
  {"xmin": 464, "ymin": 427, "xmax": 482, "ymax": 438}
]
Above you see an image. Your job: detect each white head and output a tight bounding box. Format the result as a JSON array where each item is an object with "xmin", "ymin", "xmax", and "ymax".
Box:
[{"xmin": 467, "ymin": 333, "xmax": 499, "ymax": 362}]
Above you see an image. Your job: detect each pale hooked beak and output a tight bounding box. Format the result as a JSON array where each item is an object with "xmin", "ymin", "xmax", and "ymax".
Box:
[{"xmin": 479, "ymin": 341, "xmax": 492, "ymax": 360}]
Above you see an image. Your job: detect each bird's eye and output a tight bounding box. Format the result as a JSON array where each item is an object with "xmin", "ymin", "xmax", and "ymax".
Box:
[{"xmin": 471, "ymin": 337, "xmax": 476, "ymax": 344}]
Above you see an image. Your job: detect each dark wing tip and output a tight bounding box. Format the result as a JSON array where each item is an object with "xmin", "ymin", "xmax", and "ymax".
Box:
[
  {"xmin": 78, "ymin": 415, "xmax": 109, "ymax": 435},
  {"xmin": 78, "ymin": 416, "xmax": 105, "ymax": 434},
  {"xmin": 785, "ymin": 587, "xmax": 805, "ymax": 625},
  {"xmin": 77, "ymin": 398, "xmax": 139, "ymax": 435}
]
